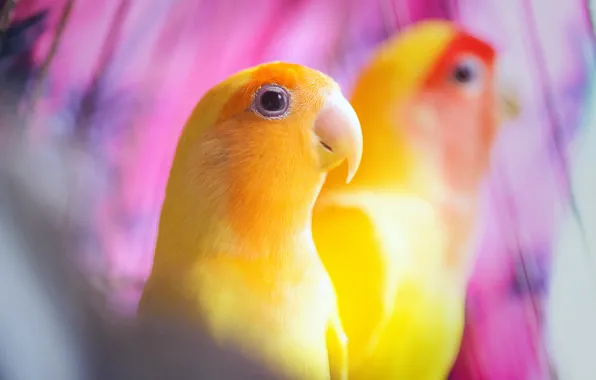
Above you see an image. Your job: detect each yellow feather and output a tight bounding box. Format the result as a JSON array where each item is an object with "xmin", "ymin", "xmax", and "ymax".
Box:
[
  {"xmin": 314, "ymin": 19, "xmax": 500, "ymax": 379},
  {"xmin": 139, "ymin": 62, "xmax": 352, "ymax": 380}
]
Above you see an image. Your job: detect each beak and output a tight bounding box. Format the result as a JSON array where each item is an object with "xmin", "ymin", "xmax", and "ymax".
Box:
[
  {"xmin": 313, "ymin": 89, "xmax": 363, "ymax": 184},
  {"xmin": 496, "ymin": 82, "xmax": 521, "ymax": 123}
]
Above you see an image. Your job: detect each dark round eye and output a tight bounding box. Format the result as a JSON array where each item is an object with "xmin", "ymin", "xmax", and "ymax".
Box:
[
  {"xmin": 450, "ymin": 56, "xmax": 483, "ymax": 86},
  {"xmin": 253, "ymin": 84, "xmax": 290, "ymax": 119}
]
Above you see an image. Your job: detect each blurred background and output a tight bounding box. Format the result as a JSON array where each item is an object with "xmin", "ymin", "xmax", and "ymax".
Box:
[{"xmin": 0, "ymin": 0, "xmax": 595, "ymax": 379}]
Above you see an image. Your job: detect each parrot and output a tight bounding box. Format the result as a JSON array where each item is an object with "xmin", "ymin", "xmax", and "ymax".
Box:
[
  {"xmin": 137, "ymin": 61, "xmax": 363, "ymax": 380},
  {"xmin": 312, "ymin": 20, "xmax": 519, "ymax": 379}
]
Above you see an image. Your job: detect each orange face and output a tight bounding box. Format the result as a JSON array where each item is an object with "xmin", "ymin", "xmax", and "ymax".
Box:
[
  {"xmin": 213, "ymin": 63, "xmax": 337, "ymax": 192},
  {"xmin": 170, "ymin": 62, "xmax": 361, "ymax": 248},
  {"xmin": 402, "ymin": 33, "xmax": 497, "ymax": 192}
]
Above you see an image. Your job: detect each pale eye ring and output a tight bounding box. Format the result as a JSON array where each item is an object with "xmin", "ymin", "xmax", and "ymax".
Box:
[
  {"xmin": 252, "ymin": 84, "xmax": 290, "ymax": 119},
  {"xmin": 450, "ymin": 55, "xmax": 484, "ymax": 87}
]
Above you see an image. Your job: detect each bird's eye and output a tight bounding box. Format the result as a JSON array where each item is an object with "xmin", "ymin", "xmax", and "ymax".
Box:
[
  {"xmin": 252, "ymin": 84, "xmax": 290, "ymax": 119},
  {"xmin": 450, "ymin": 55, "xmax": 484, "ymax": 87}
]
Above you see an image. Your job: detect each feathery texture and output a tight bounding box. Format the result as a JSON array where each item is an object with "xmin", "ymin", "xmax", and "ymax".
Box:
[{"xmin": 1, "ymin": 0, "xmax": 594, "ymax": 378}]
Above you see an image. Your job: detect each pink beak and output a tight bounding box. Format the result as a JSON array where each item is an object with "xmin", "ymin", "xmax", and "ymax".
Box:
[{"xmin": 314, "ymin": 89, "xmax": 363, "ymax": 184}]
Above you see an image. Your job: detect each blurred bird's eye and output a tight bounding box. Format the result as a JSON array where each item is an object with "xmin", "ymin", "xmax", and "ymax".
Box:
[
  {"xmin": 450, "ymin": 55, "xmax": 484, "ymax": 87},
  {"xmin": 253, "ymin": 84, "xmax": 290, "ymax": 119}
]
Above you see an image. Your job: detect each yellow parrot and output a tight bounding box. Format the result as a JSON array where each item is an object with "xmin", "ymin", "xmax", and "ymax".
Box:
[
  {"xmin": 313, "ymin": 20, "xmax": 518, "ymax": 379},
  {"xmin": 138, "ymin": 62, "xmax": 363, "ymax": 380}
]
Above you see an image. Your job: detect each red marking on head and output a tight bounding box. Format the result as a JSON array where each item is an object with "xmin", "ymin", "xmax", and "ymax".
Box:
[
  {"xmin": 424, "ymin": 32, "xmax": 496, "ymax": 87},
  {"xmin": 407, "ymin": 32, "xmax": 499, "ymax": 194}
]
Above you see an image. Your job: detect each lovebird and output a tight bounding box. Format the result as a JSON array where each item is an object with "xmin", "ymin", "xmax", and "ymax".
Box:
[
  {"xmin": 138, "ymin": 62, "xmax": 363, "ymax": 380},
  {"xmin": 313, "ymin": 20, "xmax": 518, "ymax": 379}
]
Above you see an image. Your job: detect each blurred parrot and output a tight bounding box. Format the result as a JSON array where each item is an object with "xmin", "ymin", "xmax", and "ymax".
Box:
[
  {"xmin": 312, "ymin": 20, "xmax": 518, "ymax": 379},
  {"xmin": 138, "ymin": 62, "xmax": 363, "ymax": 380}
]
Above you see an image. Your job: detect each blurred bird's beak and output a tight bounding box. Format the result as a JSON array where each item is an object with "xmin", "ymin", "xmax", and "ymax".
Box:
[
  {"xmin": 313, "ymin": 89, "xmax": 363, "ymax": 184},
  {"xmin": 496, "ymin": 81, "xmax": 521, "ymax": 123}
]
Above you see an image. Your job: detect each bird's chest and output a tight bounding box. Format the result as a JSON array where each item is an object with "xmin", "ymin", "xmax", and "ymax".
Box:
[
  {"xmin": 379, "ymin": 278, "xmax": 465, "ymax": 378},
  {"xmin": 196, "ymin": 258, "xmax": 334, "ymax": 377}
]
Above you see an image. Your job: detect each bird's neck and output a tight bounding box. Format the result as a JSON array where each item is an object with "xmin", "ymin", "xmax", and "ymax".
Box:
[
  {"xmin": 330, "ymin": 124, "xmax": 438, "ymax": 197},
  {"xmin": 152, "ymin": 167, "xmax": 325, "ymax": 276},
  {"xmin": 338, "ymin": 109, "xmax": 485, "ymax": 202},
  {"xmin": 323, "ymin": 110, "xmax": 485, "ymax": 281},
  {"xmin": 223, "ymin": 172, "xmax": 323, "ymax": 257}
]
